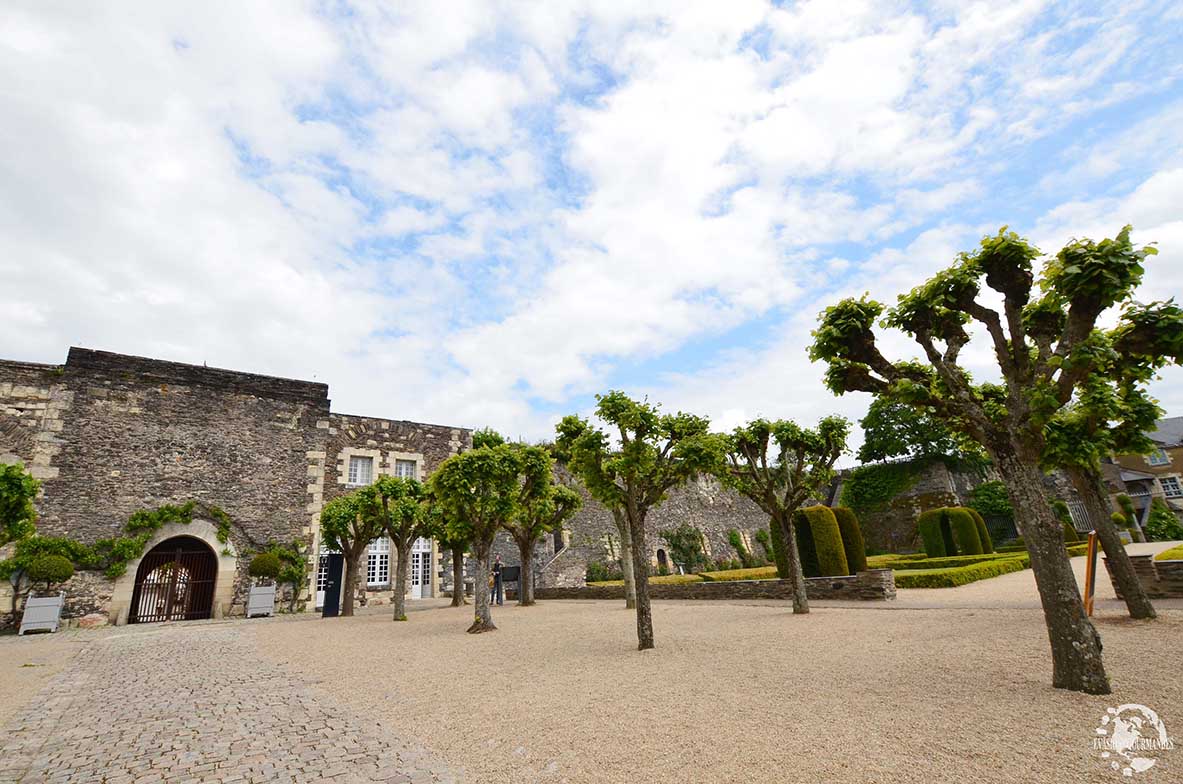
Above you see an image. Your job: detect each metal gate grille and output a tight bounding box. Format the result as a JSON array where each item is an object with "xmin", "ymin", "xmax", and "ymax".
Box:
[{"xmin": 129, "ymin": 537, "xmax": 217, "ymax": 623}]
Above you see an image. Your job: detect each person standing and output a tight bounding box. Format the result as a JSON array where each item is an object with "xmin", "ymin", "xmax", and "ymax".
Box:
[{"xmin": 492, "ymin": 554, "xmax": 504, "ymax": 606}]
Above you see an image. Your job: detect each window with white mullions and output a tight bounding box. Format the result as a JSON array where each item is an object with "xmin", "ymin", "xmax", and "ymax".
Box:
[
  {"xmin": 348, "ymin": 455, "xmax": 374, "ymax": 486},
  {"xmin": 1161, "ymin": 476, "xmax": 1183, "ymax": 498},
  {"xmin": 367, "ymin": 537, "xmax": 391, "ymax": 585},
  {"xmin": 394, "ymin": 459, "xmax": 417, "ymax": 479}
]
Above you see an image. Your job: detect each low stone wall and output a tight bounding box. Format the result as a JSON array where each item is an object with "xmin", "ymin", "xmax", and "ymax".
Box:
[
  {"xmin": 1103, "ymin": 556, "xmax": 1183, "ymax": 599},
  {"xmin": 535, "ymin": 569, "xmax": 895, "ymax": 602}
]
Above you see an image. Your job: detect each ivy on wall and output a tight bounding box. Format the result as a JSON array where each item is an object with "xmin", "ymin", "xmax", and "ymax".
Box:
[
  {"xmin": 839, "ymin": 460, "xmax": 923, "ymax": 522},
  {"xmin": 0, "ymin": 500, "xmax": 253, "ymax": 581}
]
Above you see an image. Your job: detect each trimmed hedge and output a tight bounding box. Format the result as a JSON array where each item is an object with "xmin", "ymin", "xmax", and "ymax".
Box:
[
  {"xmin": 768, "ymin": 519, "xmax": 790, "ymax": 578},
  {"xmin": 967, "ymin": 508, "xmax": 994, "ymax": 554},
  {"xmin": 891, "ymin": 552, "xmax": 1023, "ymax": 571},
  {"xmin": 27, "ymin": 554, "xmax": 74, "ymax": 588},
  {"xmin": 1155, "ymin": 544, "xmax": 1183, "ymax": 561},
  {"xmin": 832, "ymin": 506, "xmax": 867, "ymax": 574},
  {"xmin": 700, "ymin": 566, "xmax": 779, "ymax": 582},
  {"xmin": 917, "ymin": 507, "xmax": 982, "ymax": 557},
  {"xmin": 589, "ymin": 573, "xmax": 704, "ymax": 587},
  {"xmin": 793, "ymin": 505, "xmax": 849, "ymax": 577},
  {"xmin": 894, "ymin": 555, "xmax": 1030, "ymax": 589}
]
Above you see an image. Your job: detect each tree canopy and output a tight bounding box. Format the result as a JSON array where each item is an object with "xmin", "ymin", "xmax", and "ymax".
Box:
[
  {"xmin": 0, "ymin": 463, "xmax": 39, "ymax": 547},
  {"xmin": 857, "ymin": 398, "xmax": 982, "ymax": 464}
]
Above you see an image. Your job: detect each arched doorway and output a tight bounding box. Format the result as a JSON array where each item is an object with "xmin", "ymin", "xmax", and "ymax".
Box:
[
  {"xmin": 656, "ymin": 548, "xmax": 669, "ymax": 571},
  {"xmin": 129, "ymin": 536, "xmax": 217, "ymax": 623}
]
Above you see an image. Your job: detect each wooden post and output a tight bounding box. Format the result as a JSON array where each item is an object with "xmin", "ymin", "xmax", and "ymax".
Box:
[{"xmin": 1084, "ymin": 531, "xmax": 1099, "ymax": 616}]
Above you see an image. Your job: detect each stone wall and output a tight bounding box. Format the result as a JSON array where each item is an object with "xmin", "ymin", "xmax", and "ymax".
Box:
[
  {"xmin": 1104, "ymin": 555, "xmax": 1183, "ymax": 599},
  {"xmin": 534, "ymin": 569, "xmax": 896, "ymax": 602},
  {"xmin": 0, "ymin": 360, "xmax": 73, "ymax": 480}
]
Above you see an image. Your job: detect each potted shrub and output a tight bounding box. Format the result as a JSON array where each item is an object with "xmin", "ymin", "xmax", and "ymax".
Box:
[
  {"xmin": 19, "ymin": 554, "xmax": 73, "ymax": 635},
  {"xmin": 246, "ymin": 552, "xmax": 281, "ymax": 618}
]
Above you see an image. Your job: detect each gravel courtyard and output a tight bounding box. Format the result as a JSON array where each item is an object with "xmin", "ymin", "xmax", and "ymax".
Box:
[{"xmin": 1, "ymin": 559, "xmax": 1180, "ymax": 783}]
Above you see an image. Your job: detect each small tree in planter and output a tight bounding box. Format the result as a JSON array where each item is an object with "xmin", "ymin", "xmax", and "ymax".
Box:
[
  {"xmin": 246, "ymin": 552, "xmax": 281, "ymax": 618},
  {"xmin": 27, "ymin": 554, "xmax": 73, "ymax": 594},
  {"xmin": 270, "ymin": 541, "xmax": 310, "ymax": 612},
  {"xmin": 249, "ymin": 553, "xmax": 281, "ymax": 584}
]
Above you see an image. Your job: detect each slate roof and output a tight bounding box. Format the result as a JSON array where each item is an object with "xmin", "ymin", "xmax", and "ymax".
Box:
[{"xmin": 1147, "ymin": 416, "xmax": 1183, "ymax": 448}]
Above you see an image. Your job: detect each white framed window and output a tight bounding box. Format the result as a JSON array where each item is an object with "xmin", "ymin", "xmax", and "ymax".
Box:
[
  {"xmin": 1160, "ymin": 476, "xmax": 1183, "ymax": 499},
  {"xmin": 367, "ymin": 537, "xmax": 391, "ymax": 585},
  {"xmin": 1147, "ymin": 449, "xmax": 1170, "ymax": 467},
  {"xmin": 394, "ymin": 459, "xmax": 417, "ymax": 479},
  {"xmin": 348, "ymin": 455, "xmax": 374, "ymax": 486}
]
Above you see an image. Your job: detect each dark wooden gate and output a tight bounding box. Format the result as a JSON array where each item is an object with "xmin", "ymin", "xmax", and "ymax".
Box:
[{"xmin": 129, "ymin": 536, "xmax": 217, "ymax": 623}]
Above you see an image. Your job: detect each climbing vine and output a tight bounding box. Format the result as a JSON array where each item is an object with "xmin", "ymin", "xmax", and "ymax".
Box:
[{"xmin": 839, "ymin": 460, "xmax": 923, "ymax": 522}]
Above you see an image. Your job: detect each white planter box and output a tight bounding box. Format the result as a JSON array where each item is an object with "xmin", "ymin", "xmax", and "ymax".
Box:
[
  {"xmin": 19, "ymin": 592, "xmax": 65, "ymax": 635},
  {"xmin": 247, "ymin": 584, "xmax": 277, "ymax": 618}
]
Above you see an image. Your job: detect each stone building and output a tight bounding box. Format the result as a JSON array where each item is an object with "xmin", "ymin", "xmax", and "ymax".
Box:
[
  {"xmin": 1113, "ymin": 416, "xmax": 1183, "ymax": 522},
  {"xmin": 0, "ymin": 347, "xmax": 470, "ymax": 627}
]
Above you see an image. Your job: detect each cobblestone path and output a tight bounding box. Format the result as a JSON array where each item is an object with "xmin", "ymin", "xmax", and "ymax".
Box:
[{"xmin": 0, "ymin": 624, "xmax": 459, "ymax": 783}]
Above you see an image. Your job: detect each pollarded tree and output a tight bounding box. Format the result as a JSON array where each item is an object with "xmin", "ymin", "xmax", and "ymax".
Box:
[
  {"xmin": 557, "ymin": 391, "xmax": 722, "ymax": 650},
  {"xmin": 431, "ymin": 443, "xmax": 552, "ymax": 633},
  {"xmin": 1042, "ymin": 363, "xmax": 1160, "ymax": 619},
  {"xmin": 503, "ymin": 482, "xmax": 581, "ymax": 606},
  {"xmin": 809, "ymin": 226, "xmax": 1162, "ymax": 695},
  {"xmin": 368, "ymin": 475, "xmax": 432, "ymax": 622},
  {"xmin": 431, "ymin": 508, "xmax": 470, "ymax": 607},
  {"xmin": 319, "ymin": 491, "xmax": 386, "ymax": 617},
  {"xmin": 717, "ymin": 417, "xmax": 849, "ymax": 614},
  {"xmin": 1, "ymin": 463, "xmax": 39, "ymax": 547}
]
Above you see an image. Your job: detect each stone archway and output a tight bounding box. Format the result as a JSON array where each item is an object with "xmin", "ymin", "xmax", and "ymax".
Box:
[
  {"xmin": 109, "ymin": 519, "xmax": 238, "ymax": 625},
  {"xmin": 129, "ymin": 536, "xmax": 217, "ymax": 623}
]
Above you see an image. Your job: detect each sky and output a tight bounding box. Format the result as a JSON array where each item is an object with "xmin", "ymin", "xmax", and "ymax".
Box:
[{"xmin": 2, "ymin": 1, "xmax": 1182, "ymax": 459}]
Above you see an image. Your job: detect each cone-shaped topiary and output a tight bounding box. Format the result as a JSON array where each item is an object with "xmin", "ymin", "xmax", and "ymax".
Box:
[
  {"xmin": 793, "ymin": 505, "xmax": 849, "ymax": 577},
  {"xmin": 831, "ymin": 506, "xmax": 866, "ymax": 573},
  {"xmin": 966, "ymin": 508, "xmax": 994, "ymax": 554}
]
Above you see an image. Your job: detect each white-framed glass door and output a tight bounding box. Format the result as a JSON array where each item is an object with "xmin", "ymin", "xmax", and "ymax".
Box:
[
  {"xmin": 411, "ymin": 537, "xmax": 432, "ymax": 599},
  {"xmin": 315, "ymin": 546, "xmax": 339, "ymax": 609}
]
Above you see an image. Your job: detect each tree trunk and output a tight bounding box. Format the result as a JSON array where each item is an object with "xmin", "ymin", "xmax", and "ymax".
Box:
[
  {"xmin": 518, "ymin": 538, "xmax": 535, "ymax": 606},
  {"xmin": 995, "ymin": 452, "xmax": 1110, "ymax": 694},
  {"xmin": 776, "ymin": 512, "xmax": 810, "ymax": 614},
  {"xmin": 450, "ymin": 545, "xmax": 467, "ymax": 606},
  {"xmin": 392, "ymin": 539, "xmax": 410, "ymax": 621},
  {"xmin": 468, "ymin": 546, "xmax": 496, "ymax": 633},
  {"xmin": 626, "ymin": 510, "xmax": 654, "ymax": 650},
  {"xmin": 613, "ymin": 509, "xmax": 637, "ymax": 609},
  {"xmin": 341, "ymin": 553, "xmax": 360, "ymax": 617},
  {"xmin": 1066, "ymin": 465, "xmax": 1156, "ymax": 620}
]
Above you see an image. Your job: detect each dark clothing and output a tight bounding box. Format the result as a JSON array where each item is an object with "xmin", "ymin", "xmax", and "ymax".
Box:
[{"xmin": 492, "ymin": 562, "xmax": 504, "ymax": 605}]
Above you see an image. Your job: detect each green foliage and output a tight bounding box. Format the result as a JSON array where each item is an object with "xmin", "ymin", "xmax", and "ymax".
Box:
[
  {"xmin": 967, "ymin": 508, "xmax": 994, "ymax": 554},
  {"xmin": 768, "ymin": 518, "xmax": 789, "ymax": 578},
  {"xmin": 586, "ymin": 560, "xmax": 623, "ymax": 583},
  {"xmin": 917, "ymin": 509, "xmax": 950, "ymax": 557},
  {"xmin": 831, "ymin": 507, "xmax": 866, "ymax": 573},
  {"xmin": 1111, "ymin": 511, "xmax": 1128, "ymax": 527},
  {"xmin": 1144, "ymin": 499, "xmax": 1183, "ymax": 542},
  {"xmin": 1117, "ymin": 494, "xmax": 1138, "ymax": 525},
  {"xmin": 659, "ymin": 524, "xmax": 709, "ymax": 573},
  {"xmin": 248, "ymin": 552, "xmax": 281, "ymax": 581},
  {"xmin": 753, "ymin": 528, "xmax": 774, "ymax": 562},
  {"xmin": 267, "ymin": 540, "xmax": 309, "ymax": 605},
  {"xmin": 792, "ymin": 505, "xmax": 848, "ymax": 577},
  {"xmin": 893, "ymin": 555, "xmax": 1031, "ymax": 589},
  {"xmin": 0, "ymin": 462, "xmax": 39, "ymax": 547},
  {"xmin": 432, "ymin": 443, "xmax": 553, "ymax": 555},
  {"xmin": 968, "ymin": 481, "xmax": 1013, "ymax": 519},
  {"xmin": 1154, "ymin": 544, "xmax": 1183, "ymax": 561},
  {"xmin": 857, "ymin": 398, "xmax": 982, "ymax": 464},
  {"xmin": 840, "ymin": 461, "xmax": 921, "ymax": 523},
  {"xmin": 727, "ymin": 529, "xmax": 758, "ymax": 568},
  {"xmin": 471, "ymin": 427, "xmax": 506, "ymax": 449},
  {"xmin": 946, "ymin": 507, "xmax": 983, "ymax": 555},
  {"xmin": 26, "ymin": 554, "xmax": 74, "ymax": 590},
  {"xmin": 504, "ymin": 479, "xmax": 581, "ymax": 557}
]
